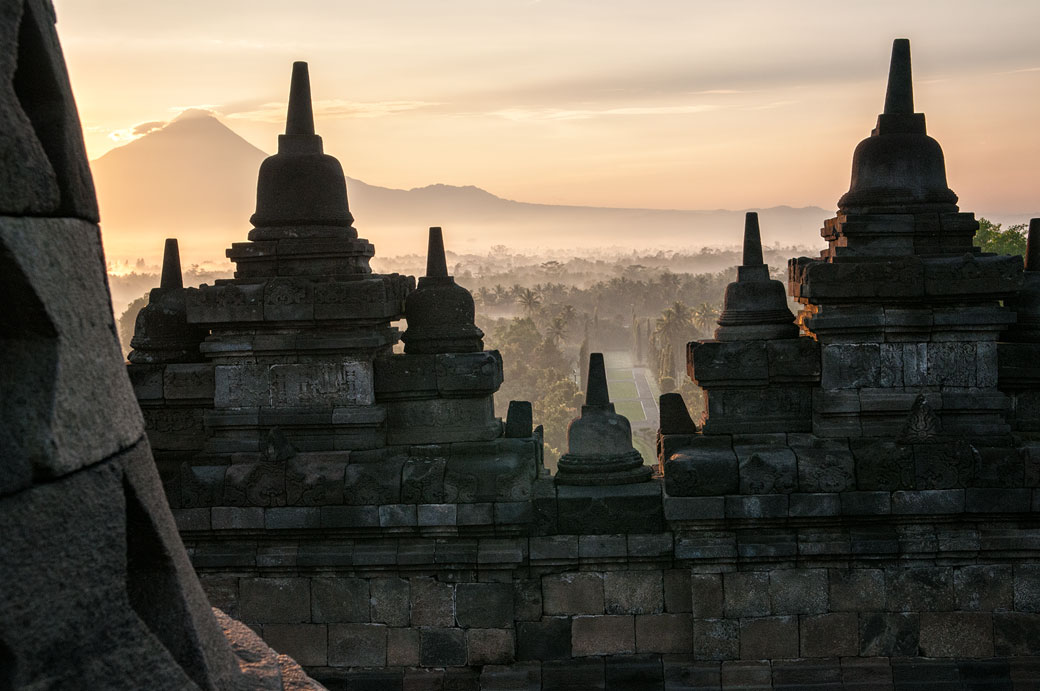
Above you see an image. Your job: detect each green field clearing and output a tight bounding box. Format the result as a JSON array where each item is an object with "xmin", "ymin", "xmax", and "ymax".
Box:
[
  {"xmin": 609, "ymin": 381, "xmax": 639, "ymax": 399},
  {"xmin": 614, "ymin": 400, "xmax": 646, "ymax": 422},
  {"xmin": 607, "ymin": 368, "xmax": 633, "ymax": 381}
]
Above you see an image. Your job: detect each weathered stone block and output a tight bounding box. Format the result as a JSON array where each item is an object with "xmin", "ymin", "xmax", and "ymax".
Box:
[
  {"xmin": 605, "ymin": 654, "xmax": 665, "ymax": 691},
  {"xmin": 517, "ymin": 617, "xmax": 571, "ymax": 661},
  {"xmin": 262, "ymin": 624, "xmax": 327, "ymax": 667},
  {"xmin": 740, "ymin": 616, "xmax": 798, "ymax": 659},
  {"xmin": 919, "ymin": 612, "xmax": 993, "ymax": 657},
  {"xmin": 664, "ymin": 496, "xmax": 724, "ymax": 521},
  {"xmin": 240, "ymin": 577, "xmax": 310, "ymax": 624},
  {"xmin": 387, "ymin": 627, "xmax": 419, "ymax": 666},
  {"xmin": 343, "ymin": 456, "xmax": 403, "ymax": 506},
  {"xmin": 859, "ymin": 612, "xmax": 919, "ymax": 657},
  {"xmin": 1014, "ymin": 565, "xmax": 1040, "ymax": 612},
  {"xmin": 541, "ymin": 658, "xmax": 604, "ymax": 690},
  {"xmin": 329, "ymin": 623, "xmax": 387, "ymax": 667},
  {"xmin": 663, "ymin": 438, "xmax": 738, "ymax": 497},
  {"xmin": 788, "ymin": 492, "xmax": 841, "ymax": 516},
  {"xmin": 410, "ymin": 577, "xmax": 454, "ymax": 627},
  {"xmin": 163, "ymin": 363, "xmax": 214, "ymax": 400},
  {"xmin": 690, "ymin": 574, "xmax": 724, "ymax": 619},
  {"xmin": 604, "ymin": 571, "xmax": 663, "ymax": 615},
  {"xmin": 456, "ymin": 583, "xmax": 514, "ymax": 628},
  {"xmin": 693, "ymin": 619, "xmax": 739, "ymax": 661},
  {"xmin": 886, "ymin": 566, "xmax": 953, "ymax": 612},
  {"xmin": 370, "ymin": 578, "xmax": 410, "ymax": 626},
  {"xmin": 769, "ymin": 568, "xmax": 828, "ymax": 615},
  {"xmin": 635, "ymin": 614, "xmax": 693, "ymax": 654},
  {"xmin": 543, "ymin": 572, "xmax": 603, "ymax": 615},
  {"xmin": 572, "ymin": 615, "xmax": 635, "ymax": 656},
  {"xmin": 311, "ymin": 577, "xmax": 368, "ymax": 623},
  {"xmin": 663, "ymin": 570, "xmax": 692, "ymax": 613},
  {"xmin": 264, "ymin": 506, "xmax": 320, "ymax": 529},
  {"xmin": 466, "ymin": 628, "xmax": 514, "ymax": 665},
  {"xmin": 800, "ymin": 613, "xmax": 857, "ymax": 657},
  {"xmin": 400, "ymin": 456, "xmax": 447, "ymax": 503},
  {"xmin": 891, "ymin": 489, "xmax": 964, "ymax": 514},
  {"xmin": 737, "ymin": 448, "xmax": 796, "ymax": 494},
  {"xmin": 994, "ymin": 612, "xmax": 1040, "ymax": 656},
  {"xmin": 480, "ymin": 662, "xmax": 541, "ymax": 691},
  {"xmin": 514, "ymin": 580, "xmax": 543, "ymax": 622},
  {"xmin": 852, "ymin": 440, "xmax": 914, "ymax": 491},
  {"xmin": 724, "ymin": 494, "xmax": 788, "ymax": 519},
  {"xmin": 719, "ymin": 660, "xmax": 771, "ymax": 689},
  {"xmin": 419, "ymin": 627, "xmax": 467, "ymax": 667},
  {"xmin": 955, "ymin": 564, "xmax": 1013, "ymax": 612},
  {"xmin": 829, "ymin": 569, "xmax": 884, "ymax": 612},
  {"xmin": 795, "ymin": 445, "xmax": 855, "ymax": 493},
  {"xmin": 723, "ymin": 571, "xmax": 770, "ymax": 618},
  {"xmin": 821, "ymin": 343, "xmax": 880, "ymax": 389},
  {"xmin": 435, "ymin": 351, "xmax": 503, "ymax": 394}
]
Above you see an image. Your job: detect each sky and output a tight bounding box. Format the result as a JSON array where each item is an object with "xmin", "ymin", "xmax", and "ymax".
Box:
[{"xmin": 54, "ymin": 0, "xmax": 1040, "ymax": 218}]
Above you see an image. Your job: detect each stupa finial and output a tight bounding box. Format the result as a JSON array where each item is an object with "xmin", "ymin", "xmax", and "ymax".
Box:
[
  {"xmin": 883, "ymin": 38, "xmax": 914, "ymax": 116},
  {"xmin": 160, "ymin": 238, "xmax": 183, "ymax": 291},
  {"xmin": 743, "ymin": 212, "xmax": 764, "ymax": 267},
  {"xmin": 586, "ymin": 353, "xmax": 610, "ymax": 407},
  {"xmin": 426, "ymin": 227, "xmax": 449, "ymax": 278},
  {"xmin": 285, "ymin": 62, "xmax": 315, "ymax": 136}
]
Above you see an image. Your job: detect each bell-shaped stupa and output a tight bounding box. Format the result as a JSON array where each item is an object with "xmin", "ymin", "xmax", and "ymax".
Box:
[
  {"xmin": 128, "ymin": 238, "xmax": 206, "ymax": 363},
  {"xmin": 555, "ymin": 353, "xmax": 652, "ymax": 486},
  {"xmin": 402, "ymin": 227, "xmax": 484, "ymax": 354},
  {"xmin": 715, "ymin": 212, "xmax": 798, "ymax": 341},
  {"xmin": 839, "ymin": 38, "xmax": 958, "ymax": 215}
]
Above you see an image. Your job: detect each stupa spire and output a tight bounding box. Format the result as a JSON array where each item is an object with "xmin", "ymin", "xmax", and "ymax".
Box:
[
  {"xmin": 426, "ymin": 227, "xmax": 449, "ymax": 278},
  {"xmin": 742, "ymin": 212, "xmax": 764, "ymax": 267},
  {"xmin": 160, "ymin": 238, "xmax": 183, "ymax": 291},
  {"xmin": 585, "ymin": 353, "xmax": 610, "ymax": 407},
  {"xmin": 285, "ymin": 62, "xmax": 315, "ymax": 136},
  {"xmin": 883, "ymin": 38, "xmax": 914, "ymax": 116}
]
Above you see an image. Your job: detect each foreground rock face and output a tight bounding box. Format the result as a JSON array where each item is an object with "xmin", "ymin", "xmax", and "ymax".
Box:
[{"xmin": 0, "ymin": 2, "xmax": 321, "ymax": 688}]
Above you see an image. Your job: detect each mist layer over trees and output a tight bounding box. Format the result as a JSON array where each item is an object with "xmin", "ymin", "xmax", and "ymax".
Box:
[{"xmin": 110, "ymin": 220, "xmax": 1027, "ymax": 466}]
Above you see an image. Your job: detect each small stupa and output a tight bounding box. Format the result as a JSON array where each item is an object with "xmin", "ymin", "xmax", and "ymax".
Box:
[
  {"xmin": 714, "ymin": 212, "xmax": 798, "ymax": 341},
  {"xmin": 555, "ymin": 353, "xmax": 652, "ymax": 486},
  {"xmin": 128, "ymin": 238, "xmax": 206, "ymax": 364},
  {"xmin": 402, "ymin": 227, "xmax": 484, "ymax": 354}
]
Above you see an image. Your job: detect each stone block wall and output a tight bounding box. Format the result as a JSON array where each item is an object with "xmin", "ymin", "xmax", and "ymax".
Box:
[{"xmin": 172, "ymin": 479, "xmax": 1040, "ymax": 689}]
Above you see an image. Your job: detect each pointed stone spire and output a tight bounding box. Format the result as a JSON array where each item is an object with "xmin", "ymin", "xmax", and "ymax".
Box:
[
  {"xmin": 556, "ymin": 352, "xmax": 651, "ymax": 486},
  {"xmin": 743, "ymin": 212, "xmax": 764, "ymax": 266},
  {"xmin": 159, "ymin": 238, "xmax": 183, "ymax": 291},
  {"xmin": 1026, "ymin": 219, "xmax": 1040, "ymax": 272},
  {"xmin": 285, "ymin": 62, "xmax": 315, "ymax": 136},
  {"xmin": 883, "ymin": 38, "xmax": 913, "ymax": 115},
  {"xmin": 403, "ymin": 227, "xmax": 484, "ymax": 354},
  {"xmin": 715, "ymin": 214, "xmax": 797, "ymax": 341},
  {"xmin": 426, "ymin": 227, "xmax": 449, "ymax": 278},
  {"xmin": 585, "ymin": 353, "xmax": 610, "ymax": 408},
  {"xmin": 659, "ymin": 392, "xmax": 698, "ymax": 434},
  {"xmin": 248, "ymin": 61, "xmax": 354, "ymax": 233},
  {"xmin": 839, "ymin": 38, "xmax": 957, "ymax": 214},
  {"xmin": 128, "ymin": 238, "xmax": 206, "ymax": 364}
]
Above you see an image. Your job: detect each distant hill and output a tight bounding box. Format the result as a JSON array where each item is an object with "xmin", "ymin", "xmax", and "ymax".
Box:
[{"xmin": 91, "ymin": 111, "xmax": 830, "ymax": 266}]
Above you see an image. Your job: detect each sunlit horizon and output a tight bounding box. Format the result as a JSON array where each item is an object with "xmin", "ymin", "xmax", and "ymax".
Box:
[{"xmin": 53, "ymin": 0, "xmax": 1040, "ymax": 269}]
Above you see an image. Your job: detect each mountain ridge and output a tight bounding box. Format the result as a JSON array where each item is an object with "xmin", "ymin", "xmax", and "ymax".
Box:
[{"xmin": 91, "ymin": 112, "xmax": 830, "ymax": 265}]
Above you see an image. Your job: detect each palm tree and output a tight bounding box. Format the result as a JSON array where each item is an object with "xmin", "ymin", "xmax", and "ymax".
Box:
[
  {"xmin": 692, "ymin": 302, "xmax": 720, "ymax": 337},
  {"xmin": 517, "ymin": 287, "xmax": 542, "ymax": 316},
  {"xmin": 655, "ymin": 301, "xmax": 694, "ymax": 383},
  {"xmin": 546, "ymin": 316, "xmax": 568, "ymax": 345}
]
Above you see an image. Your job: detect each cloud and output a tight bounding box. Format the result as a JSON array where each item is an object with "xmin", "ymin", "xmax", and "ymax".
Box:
[
  {"xmin": 132, "ymin": 120, "xmax": 166, "ymax": 136},
  {"xmin": 489, "ymin": 103, "xmax": 723, "ymax": 121},
  {"xmin": 224, "ymin": 99, "xmax": 437, "ymax": 123}
]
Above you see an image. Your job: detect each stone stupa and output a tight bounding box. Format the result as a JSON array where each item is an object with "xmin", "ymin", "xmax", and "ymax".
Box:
[{"xmin": 555, "ymin": 352, "xmax": 651, "ymax": 486}]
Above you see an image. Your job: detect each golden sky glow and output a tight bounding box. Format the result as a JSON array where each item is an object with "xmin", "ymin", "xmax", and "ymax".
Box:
[{"xmin": 55, "ymin": 0, "xmax": 1040, "ymax": 218}]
